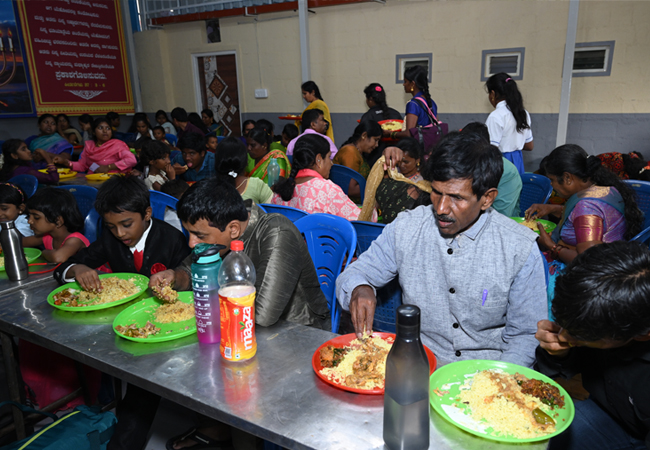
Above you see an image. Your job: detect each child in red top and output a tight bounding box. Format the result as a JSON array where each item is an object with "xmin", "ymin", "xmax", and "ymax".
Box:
[{"xmin": 23, "ymin": 188, "xmax": 89, "ymax": 263}]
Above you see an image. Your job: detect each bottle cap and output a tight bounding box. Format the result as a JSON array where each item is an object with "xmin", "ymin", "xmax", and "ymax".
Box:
[
  {"xmin": 0, "ymin": 221, "xmax": 16, "ymax": 230},
  {"xmin": 396, "ymin": 304, "xmax": 420, "ymax": 326},
  {"xmin": 191, "ymin": 243, "xmax": 225, "ymax": 264},
  {"xmin": 231, "ymin": 240, "xmax": 244, "ymax": 251}
]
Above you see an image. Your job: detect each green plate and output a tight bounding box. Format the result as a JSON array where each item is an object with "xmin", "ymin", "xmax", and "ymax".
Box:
[
  {"xmin": 510, "ymin": 217, "xmax": 557, "ymax": 235},
  {"xmin": 112, "ymin": 291, "xmax": 196, "ymax": 343},
  {"xmin": 429, "ymin": 360, "xmax": 575, "ymax": 443},
  {"xmin": 47, "ymin": 273, "xmax": 149, "ymax": 312},
  {"xmin": 0, "ymin": 248, "xmax": 42, "ymax": 271}
]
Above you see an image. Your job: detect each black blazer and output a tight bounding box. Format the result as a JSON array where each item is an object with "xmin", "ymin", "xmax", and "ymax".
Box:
[{"xmin": 54, "ymin": 218, "xmax": 191, "ymax": 284}]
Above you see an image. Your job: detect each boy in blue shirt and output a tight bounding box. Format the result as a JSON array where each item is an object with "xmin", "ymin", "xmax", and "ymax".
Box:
[{"xmin": 172, "ymin": 132, "xmax": 216, "ymax": 182}]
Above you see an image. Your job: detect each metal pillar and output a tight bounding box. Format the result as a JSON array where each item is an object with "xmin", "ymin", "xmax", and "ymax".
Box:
[
  {"xmin": 298, "ymin": 0, "xmax": 311, "ymax": 85},
  {"xmin": 121, "ymin": 0, "xmax": 144, "ymax": 112},
  {"xmin": 556, "ymin": 0, "xmax": 580, "ymax": 147}
]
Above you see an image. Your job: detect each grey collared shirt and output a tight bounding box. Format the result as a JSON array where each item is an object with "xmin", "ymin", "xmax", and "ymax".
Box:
[{"xmin": 336, "ymin": 206, "xmax": 547, "ymax": 367}]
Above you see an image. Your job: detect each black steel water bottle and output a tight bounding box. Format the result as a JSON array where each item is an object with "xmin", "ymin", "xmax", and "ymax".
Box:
[{"xmin": 383, "ymin": 305, "xmax": 430, "ymax": 450}]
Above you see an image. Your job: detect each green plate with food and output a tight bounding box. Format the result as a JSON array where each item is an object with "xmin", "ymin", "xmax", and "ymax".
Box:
[
  {"xmin": 429, "ymin": 360, "xmax": 574, "ymax": 443},
  {"xmin": 112, "ymin": 291, "xmax": 196, "ymax": 343},
  {"xmin": 47, "ymin": 273, "xmax": 149, "ymax": 312},
  {"xmin": 510, "ymin": 217, "xmax": 557, "ymax": 235},
  {"xmin": 0, "ymin": 248, "xmax": 42, "ymax": 271}
]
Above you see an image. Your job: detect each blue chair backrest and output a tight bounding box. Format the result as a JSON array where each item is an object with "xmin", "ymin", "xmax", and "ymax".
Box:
[
  {"xmin": 329, "ymin": 164, "xmax": 366, "ymax": 203},
  {"xmin": 149, "ymin": 190, "xmax": 178, "ymax": 220},
  {"xmin": 149, "ymin": 190, "xmax": 189, "ymax": 238},
  {"xmin": 623, "ymin": 180, "xmax": 650, "ymax": 230},
  {"xmin": 84, "ymin": 207, "xmax": 102, "ymax": 244},
  {"xmin": 259, "ymin": 203, "xmax": 308, "ymax": 223},
  {"xmin": 294, "ymin": 214, "xmax": 357, "ymax": 333},
  {"xmin": 55, "ymin": 185, "xmax": 98, "ymax": 219},
  {"xmin": 8, "ymin": 175, "xmax": 38, "ymax": 198},
  {"xmin": 631, "ymin": 225, "xmax": 650, "ymax": 246},
  {"xmin": 287, "ymin": 154, "xmax": 293, "ymax": 165},
  {"xmin": 165, "ymin": 134, "xmax": 178, "ymax": 146},
  {"xmin": 519, "ymin": 173, "xmax": 552, "ymax": 216},
  {"xmin": 351, "ymin": 220, "xmax": 401, "ymax": 333}
]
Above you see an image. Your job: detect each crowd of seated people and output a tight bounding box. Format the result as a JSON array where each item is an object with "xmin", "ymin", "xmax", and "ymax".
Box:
[{"xmin": 1, "ymin": 68, "xmax": 650, "ymax": 450}]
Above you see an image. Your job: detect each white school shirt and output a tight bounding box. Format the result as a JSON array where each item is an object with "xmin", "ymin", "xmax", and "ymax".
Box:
[{"xmin": 486, "ymin": 101, "xmax": 533, "ymax": 154}]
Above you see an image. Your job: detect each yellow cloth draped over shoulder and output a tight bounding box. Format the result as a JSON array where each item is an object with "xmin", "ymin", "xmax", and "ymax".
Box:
[
  {"xmin": 359, "ymin": 156, "xmax": 432, "ymax": 222},
  {"xmin": 295, "ymin": 99, "xmax": 335, "ymax": 144}
]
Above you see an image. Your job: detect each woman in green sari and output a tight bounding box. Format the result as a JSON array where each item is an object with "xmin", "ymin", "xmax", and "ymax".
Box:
[{"xmin": 245, "ymin": 126, "xmax": 291, "ymax": 184}]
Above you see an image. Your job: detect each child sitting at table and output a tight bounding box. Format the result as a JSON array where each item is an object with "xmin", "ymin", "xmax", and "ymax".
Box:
[
  {"xmin": 152, "ymin": 126, "xmax": 170, "ymax": 145},
  {"xmin": 205, "ymin": 134, "xmax": 218, "ymax": 153},
  {"xmin": 140, "ymin": 140, "xmax": 175, "ymax": 191},
  {"xmin": 281, "ymin": 123, "xmax": 299, "ymax": 149},
  {"xmin": 171, "ymin": 132, "xmax": 214, "ymax": 181},
  {"xmin": 22, "ymin": 188, "xmax": 89, "ymax": 263},
  {"xmin": 0, "ymin": 183, "xmax": 32, "ymax": 237},
  {"xmin": 53, "ymin": 176, "xmax": 190, "ymax": 290},
  {"xmin": 0, "ymin": 139, "xmax": 59, "ymax": 184}
]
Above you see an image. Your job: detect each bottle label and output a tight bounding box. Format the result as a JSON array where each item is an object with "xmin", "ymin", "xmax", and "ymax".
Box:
[{"xmin": 219, "ymin": 287, "xmax": 256, "ymax": 361}]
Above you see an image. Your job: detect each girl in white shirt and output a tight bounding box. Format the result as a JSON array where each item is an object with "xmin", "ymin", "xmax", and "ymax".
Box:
[{"xmin": 485, "ymin": 72, "xmax": 534, "ymax": 174}]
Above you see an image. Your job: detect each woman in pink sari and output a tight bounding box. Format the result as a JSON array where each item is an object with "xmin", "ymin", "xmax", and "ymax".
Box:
[
  {"xmin": 272, "ymin": 134, "xmax": 377, "ymax": 221},
  {"xmin": 54, "ymin": 118, "xmax": 136, "ymax": 173}
]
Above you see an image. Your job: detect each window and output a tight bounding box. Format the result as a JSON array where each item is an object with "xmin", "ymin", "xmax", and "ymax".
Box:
[
  {"xmin": 481, "ymin": 47, "xmax": 525, "ymax": 81},
  {"xmin": 572, "ymin": 41, "xmax": 614, "ymax": 77},
  {"xmin": 395, "ymin": 53, "xmax": 432, "ymax": 83}
]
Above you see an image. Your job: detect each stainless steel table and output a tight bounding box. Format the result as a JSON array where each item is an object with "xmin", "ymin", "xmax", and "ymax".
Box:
[
  {"xmin": 0, "ymin": 282, "xmax": 548, "ymax": 449},
  {"xmin": 0, "ymin": 258, "xmax": 57, "ymax": 295}
]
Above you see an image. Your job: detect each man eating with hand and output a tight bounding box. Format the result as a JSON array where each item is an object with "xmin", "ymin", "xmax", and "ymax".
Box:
[{"xmin": 336, "ymin": 131, "xmax": 547, "ymax": 367}]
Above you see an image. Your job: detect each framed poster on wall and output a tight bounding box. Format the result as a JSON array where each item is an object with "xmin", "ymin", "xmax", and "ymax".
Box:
[
  {"xmin": 16, "ymin": 0, "xmax": 134, "ymax": 115},
  {"xmin": 0, "ymin": 1, "xmax": 36, "ymax": 118}
]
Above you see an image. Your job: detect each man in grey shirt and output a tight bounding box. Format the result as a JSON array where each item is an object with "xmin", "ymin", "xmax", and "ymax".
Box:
[{"xmin": 336, "ymin": 132, "xmax": 547, "ymax": 367}]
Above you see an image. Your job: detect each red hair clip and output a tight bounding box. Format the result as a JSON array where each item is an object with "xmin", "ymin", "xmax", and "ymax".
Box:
[{"xmin": 375, "ymin": 86, "xmax": 382, "ymax": 92}]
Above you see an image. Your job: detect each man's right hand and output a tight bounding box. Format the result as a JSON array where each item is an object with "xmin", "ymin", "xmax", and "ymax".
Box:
[
  {"xmin": 535, "ymin": 320, "xmax": 573, "ymax": 358},
  {"xmin": 71, "ymin": 265, "xmax": 102, "ymax": 292},
  {"xmin": 149, "ymin": 269, "xmax": 176, "ymax": 291},
  {"xmin": 349, "ymin": 285, "xmax": 377, "ymax": 338}
]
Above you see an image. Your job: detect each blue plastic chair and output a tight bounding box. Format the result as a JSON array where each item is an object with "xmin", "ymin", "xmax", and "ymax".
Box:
[
  {"xmin": 8, "ymin": 174, "xmax": 38, "ymax": 198},
  {"xmin": 519, "ymin": 173, "xmax": 552, "ymax": 216},
  {"xmin": 149, "ymin": 190, "xmax": 189, "ymax": 238},
  {"xmin": 631, "ymin": 225, "xmax": 650, "ymax": 246},
  {"xmin": 55, "ymin": 185, "xmax": 98, "ymax": 219},
  {"xmin": 294, "ymin": 214, "xmax": 357, "ymax": 333},
  {"xmin": 149, "ymin": 190, "xmax": 178, "ymax": 220},
  {"xmin": 623, "ymin": 180, "xmax": 650, "ymax": 230},
  {"xmin": 352, "ymin": 221, "xmax": 401, "ymax": 333},
  {"xmin": 287, "ymin": 154, "xmax": 293, "ymax": 165},
  {"xmin": 165, "ymin": 133, "xmax": 178, "ymax": 147},
  {"xmin": 84, "ymin": 208, "xmax": 102, "ymax": 244},
  {"xmin": 329, "ymin": 164, "xmax": 366, "ymax": 203},
  {"xmin": 259, "ymin": 204, "xmax": 308, "ymax": 222}
]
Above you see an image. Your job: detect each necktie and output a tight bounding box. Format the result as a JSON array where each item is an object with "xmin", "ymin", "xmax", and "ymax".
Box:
[{"xmin": 133, "ymin": 249, "xmax": 143, "ymax": 272}]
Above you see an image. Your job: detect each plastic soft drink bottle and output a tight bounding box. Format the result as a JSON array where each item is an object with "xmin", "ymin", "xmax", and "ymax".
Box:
[
  {"xmin": 267, "ymin": 159, "xmax": 280, "ymax": 187},
  {"xmin": 218, "ymin": 240, "xmax": 257, "ymax": 361},
  {"xmin": 191, "ymin": 243, "xmax": 225, "ymax": 344},
  {"xmin": 0, "ymin": 221, "xmax": 28, "ymax": 281},
  {"xmin": 383, "ymin": 305, "xmax": 430, "ymax": 450}
]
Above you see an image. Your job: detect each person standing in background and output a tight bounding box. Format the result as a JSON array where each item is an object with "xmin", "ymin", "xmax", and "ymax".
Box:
[
  {"xmin": 297, "ymin": 81, "xmax": 335, "ymax": 144},
  {"xmin": 485, "ymin": 72, "xmax": 533, "ymax": 175}
]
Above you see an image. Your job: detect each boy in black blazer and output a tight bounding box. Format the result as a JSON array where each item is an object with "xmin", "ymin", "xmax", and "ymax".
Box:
[{"xmin": 54, "ymin": 176, "xmax": 190, "ymax": 289}]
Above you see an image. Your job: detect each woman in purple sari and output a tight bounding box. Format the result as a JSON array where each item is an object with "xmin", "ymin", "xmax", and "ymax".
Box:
[{"xmin": 526, "ymin": 144, "xmax": 644, "ymax": 314}]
